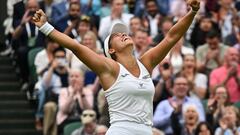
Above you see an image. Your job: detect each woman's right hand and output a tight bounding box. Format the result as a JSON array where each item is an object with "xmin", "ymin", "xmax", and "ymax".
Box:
[{"xmin": 32, "ymin": 9, "xmax": 47, "ymax": 28}]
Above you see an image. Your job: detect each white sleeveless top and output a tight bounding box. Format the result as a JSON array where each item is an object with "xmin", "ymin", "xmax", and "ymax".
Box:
[{"xmin": 104, "ymin": 60, "xmax": 155, "ymax": 126}]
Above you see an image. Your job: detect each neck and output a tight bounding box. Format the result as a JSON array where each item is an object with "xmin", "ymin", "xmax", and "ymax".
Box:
[{"xmin": 186, "ymin": 123, "xmax": 196, "ymax": 133}]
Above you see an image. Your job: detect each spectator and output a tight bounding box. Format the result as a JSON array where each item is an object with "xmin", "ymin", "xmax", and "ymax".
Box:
[
  {"xmin": 171, "ymin": 104, "xmax": 200, "ymax": 135},
  {"xmin": 34, "ymin": 38, "xmax": 59, "ymax": 129},
  {"xmin": 98, "ymin": 0, "xmax": 133, "ymax": 41},
  {"xmin": 153, "ymin": 17, "xmax": 173, "ymax": 46},
  {"xmin": 129, "ymin": 16, "xmax": 144, "ymax": 36},
  {"xmin": 153, "ymin": 76, "xmax": 205, "ymax": 135},
  {"xmin": 54, "ymin": 1, "xmax": 81, "ymax": 32},
  {"xmin": 206, "ymin": 86, "xmax": 231, "ymax": 130},
  {"xmin": 133, "ymin": 28, "xmax": 151, "ymax": 58},
  {"xmin": 177, "ymin": 54, "xmax": 208, "ymax": 100},
  {"xmin": 214, "ymin": 105, "xmax": 240, "ymax": 135},
  {"xmin": 142, "ymin": 0, "xmax": 162, "ymax": 38},
  {"xmin": 195, "ymin": 122, "xmax": 214, "ymax": 135},
  {"xmin": 196, "ymin": 30, "xmax": 229, "ymax": 75},
  {"xmin": 12, "ymin": 0, "xmax": 45, "ymax": 90},
  {"xmin": 39, "ymin": 47, "xmax": 69, "ymax": 134},
  {"xmin": 210, "ymin": 47, "xmax": 240, "ymax": 103},
  {"xmin": 71, "ymin": 109, "xmax": 97, "ymax": 135},
  {"xmin": 57, "ymin": 69, "xmax": 93, "ymax": 134}
]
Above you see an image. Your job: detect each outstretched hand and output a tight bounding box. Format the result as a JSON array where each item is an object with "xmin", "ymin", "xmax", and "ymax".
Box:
[
  {"xmin": 32, "ymin": 9, "xmax": 47, "ymax": 28},
  {"xmin": 187, "ymin": 0, "xmax": 200, "ymax": 12}
]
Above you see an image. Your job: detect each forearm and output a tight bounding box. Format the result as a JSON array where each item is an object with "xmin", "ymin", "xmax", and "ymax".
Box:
[
  {"xmin": 12, "ymin": 24, "xmax": 24, "ymax": 39},
  {"xmin": 167, "ymin": 9, "xmax": 197, "ymax": 45}
]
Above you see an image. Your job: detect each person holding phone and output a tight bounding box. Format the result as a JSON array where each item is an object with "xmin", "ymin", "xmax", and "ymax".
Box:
[{"xmin": 32, "ymin": 0, "xmax": 200, "ymax": 134}]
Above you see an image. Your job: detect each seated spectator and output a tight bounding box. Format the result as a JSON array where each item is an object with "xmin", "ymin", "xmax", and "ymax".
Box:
[
  {"xmin": 153, "ymin": 76, "xmax": 205, "ymax": 135},
  {"xmin": 214, "ymin": 105, "xmax": 240, "ymax": 135},
  {"xmin": 129, "ymin": 16, "xmax": 144, "ymax": 36},
  {"xmin": 153, "ymin": 17, "xmax": 173, "ymax": 46},
  {"xmin": 171, "ymin": 104, "xmax": 200, "ymax": 135},
  {"xmin": 210, "ymin": 47, "xmax": 240, "ymax": 103},
  {"xmin": 177, "ymin": 54, "xmax": 208, "ymax": 100},
  {"xmin": 206, "ymin": 86, "xmax": 232, "ymax": 130},
  {"xmin": 98, "ymin": 0, "xmax": 133, "ymax": 41},
  {"xmin": 95, "ymin": 125, "xmax": 108, "ymax": 135},
  {"xmin": 12, "ymin": 0, "xmax": 45, "ymax": 90},
  {"xmin": 34, "ymin": 37, "xmax": 59, "ymax": 130},
  {"xmin": 57, "ymin": 69, "xmax": 94, "ymax": 134},
  {"xmin": 133, "ymin": 28, "xmax": 151, "ymax": 58},
  {"xmin": 54, "ymin": 1, "xmax": 81, "ymax": 32},
  {"xmin": 38, "ymin": 47, "xmax": 69, "ymax": 134},
  {"xmin": 71, "ymin": 109, "xmax": 97, "ymax": 135},
  {"xmin": 195, "ymin": 122, "xmax": 214, "ymax": 135},
  {"xmin": 196, "ymin": 30, "xmax": 229, "ymax": 75}
]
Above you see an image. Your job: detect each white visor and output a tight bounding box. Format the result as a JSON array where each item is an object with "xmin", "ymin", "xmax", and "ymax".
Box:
[{"xmin": 104, "ymin": 23, "xmax": 129, "ymax": 58}]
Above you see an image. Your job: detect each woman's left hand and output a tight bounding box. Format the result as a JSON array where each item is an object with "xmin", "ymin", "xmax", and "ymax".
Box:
[{"xmin": 187, "ymin": 0, "xmax": 200, "ymax": 12}]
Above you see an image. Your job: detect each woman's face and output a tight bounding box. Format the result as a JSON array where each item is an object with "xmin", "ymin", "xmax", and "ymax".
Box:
[
  {"xmin": 82, "ymin": 34, "xmax": 96, "ymax": 51},
  {"xmin": 69, "ymin": 70, "xmax": 83, "ymax": 89},
  {"xmin": 200, "ymin": 18, "xmax": 212, "ymax": 32},
  {"xmin": 183, "ymin": 55, "xmax": 195, "ymax": 69},
  {"xmin": 215, "ymin": 87, "xmax": 227, "ymax": 102},
  {"xmin": 198, "ymin": 124, "xmax": 211, "ymax": 135},
  {"xmin": 130, "ymin": 18, "xmax": 142, "ymax": 33},
  {"xmin": 223, "ymin": 107, "xmax": 237, "ymax": 125},
  {"xmin": 109, "ymin": 33, "xmax": 134, "ymax": 55},
  {"xmin": 78, "ymin": 22, "xmax": 90, "ymax": 35},
  {"xmin": 184, "ymin": 106, "xmax": 199, "ymax": 124}
]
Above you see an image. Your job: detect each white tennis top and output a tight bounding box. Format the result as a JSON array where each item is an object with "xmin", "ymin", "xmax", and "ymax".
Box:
[{"xmin": 104, "ymin": 60, "xmax": 155, "ymax": 126}]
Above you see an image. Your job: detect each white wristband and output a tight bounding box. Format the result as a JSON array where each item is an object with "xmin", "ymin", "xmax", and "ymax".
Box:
[{"xmin": 39, "ymin": 22, "xmax": 54, "ymax": 36}]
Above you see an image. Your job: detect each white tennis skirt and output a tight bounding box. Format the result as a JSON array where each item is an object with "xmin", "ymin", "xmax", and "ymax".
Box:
[{"xmin": 106, "ymin": 121, "xmax": 152, "ymax": 135}]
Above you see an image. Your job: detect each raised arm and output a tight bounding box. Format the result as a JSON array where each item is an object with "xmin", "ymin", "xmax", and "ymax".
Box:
[
  {"xmin": 141, "ymin": 0, "xmax": 200, "ymax": 72},
  {"xmin": 32, "ymin": 10, "xmax": 113, "ymax": 76}
]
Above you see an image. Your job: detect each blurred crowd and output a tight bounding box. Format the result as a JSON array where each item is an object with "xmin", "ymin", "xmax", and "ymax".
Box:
[{"xmin": 1, "ymin": 0, "xmax": 240, "ymax": 135}]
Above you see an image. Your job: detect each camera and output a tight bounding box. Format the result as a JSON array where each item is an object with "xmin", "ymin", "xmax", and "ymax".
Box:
[
  {"xmin": 162, "ymin": 63, "xmax": 170, "ymax": 70},
  {"xmin": 28, "ymin": 11, "xmax": 35, "ymax": 17}
]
